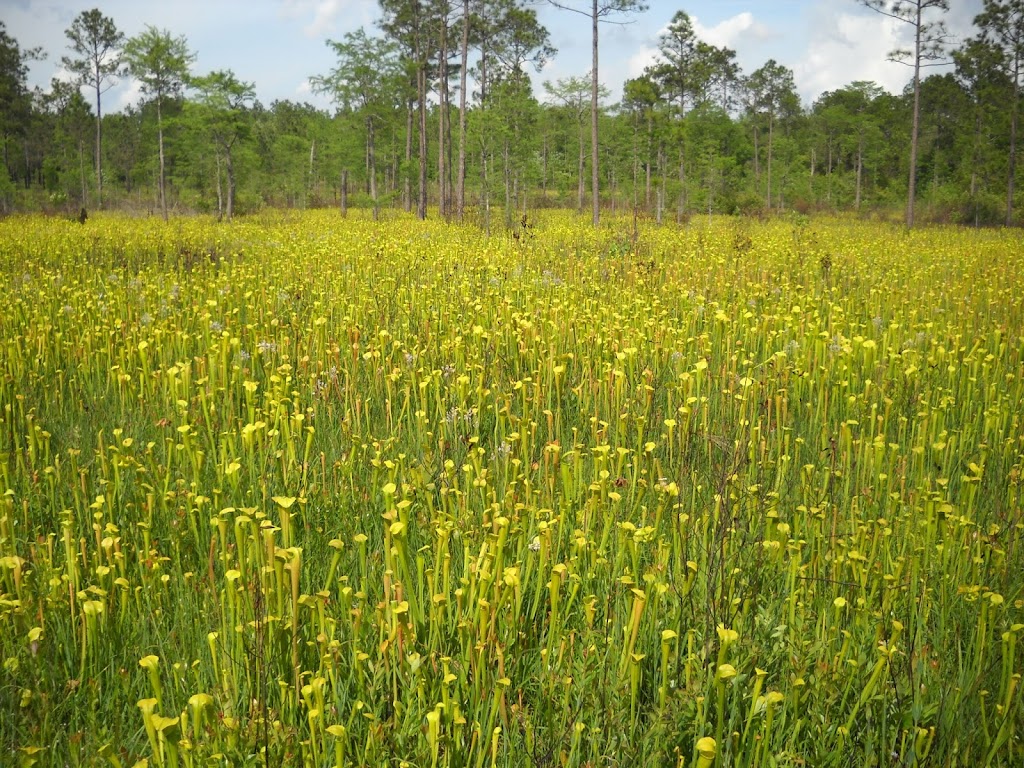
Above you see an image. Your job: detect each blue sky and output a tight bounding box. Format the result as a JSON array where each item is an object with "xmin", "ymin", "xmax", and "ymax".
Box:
[{"xmin": 3, "ymin": 0, "xmax": 984, "ymax": 110}]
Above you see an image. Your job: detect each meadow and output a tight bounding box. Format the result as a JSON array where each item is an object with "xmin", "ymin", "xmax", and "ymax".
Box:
[{"xmin": 1, "ymin": 209, "xmax": 1022, "ymax": 767}]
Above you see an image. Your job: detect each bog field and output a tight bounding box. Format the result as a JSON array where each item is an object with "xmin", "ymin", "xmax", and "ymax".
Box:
[{"xmin": 1, "ymin": 210, "xmax": 1023, "ymax": 767}]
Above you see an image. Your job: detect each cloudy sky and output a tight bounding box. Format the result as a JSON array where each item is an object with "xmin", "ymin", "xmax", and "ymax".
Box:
[{"xmin": 3, "ymin": 0, "xmax": 985, "ymax": 111}]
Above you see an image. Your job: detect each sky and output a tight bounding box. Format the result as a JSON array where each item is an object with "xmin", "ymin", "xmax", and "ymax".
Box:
[{"xmin": 2, "ymin": 0, "xmax": 986, "ymax": 112}]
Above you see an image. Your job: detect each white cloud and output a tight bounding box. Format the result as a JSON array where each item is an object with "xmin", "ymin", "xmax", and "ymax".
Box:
[
  {"xmin": 793, "ymin": 0, "xmax": 986, "ymax": 103},
  {"xmin": 626, "ymin": 45, "xmax": 658, "ymax": 80},
  {"xmin": 117, "ymin": 77, "xmax": 144, "ymax": 110},
  {"xmin": 279, "ymin": 0, "xmax": 376, "ymax": 38},
  {"xmin": 51, "ymin": 66, "xmax": 76, "ymax": 86},
  {"xmin": 693, "ymin": 12, "xmax": 772, "ymax": 51},
  {"xmin": 795, "ymin": 9, "xmax": 910, "ymax": 102},
  {"xmin": 626, "ymin": 12, "xmax": 773, "ymax": 83}
]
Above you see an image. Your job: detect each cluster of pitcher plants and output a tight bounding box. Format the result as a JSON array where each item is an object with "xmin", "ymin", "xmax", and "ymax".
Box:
[{"xmin": 1, "ymin": 210, "xmax": 1022, "ymax": 766}]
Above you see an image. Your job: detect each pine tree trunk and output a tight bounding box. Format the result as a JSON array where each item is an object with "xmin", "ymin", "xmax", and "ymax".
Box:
[
  {"xmin": 438, "ymin": 7, "xmax": 449, "ymax": 219},
  {"xmin": 1007, "ymin": 63, "xmax": 1019, "ymax": 226},
  {"xmin": 215, "ymin": 151, "xmax": 223, "ymax": 221},
  {"xmin": 226, "ymin": 145, "xmax": 235, "ymax": 222},
  {"xmin": 308, "ymin": 139, "xmax": 316, "ymax": 205},
  {"xmin": 79, "ymin": 138, "xmax": 87, "ymax": 205},
  {"xmin": 341, "ymin": 168, "xmax": 348, "ymax": 217},
  {"xmin": 677, "ymin": 153, "xmax": 685, "ymax": 223},
  {"xmin": 855, "ymin": 138, "xmax": 863, "ymax": 211},
  {"xmin": 456, "ymin": 0, "xmax": 469, "ymax": 221},
  {"xmin": 590, "ymin": 0, "xmax": 600, "ymax": 226},
  {"xmin": 827, "ymin": 140, "xmax": 833, "ymax": 203},
  {"xmin": 907, "ymin": 3, "xmax": 922, "ymax": 229},
  {"xmin": 418, "ymin": 65, "xmax": 428, "ymax": 219},
  {"xmin": 405, "ymin": 101, "xmax": 413, "ymax": 212},
  {"xmin": 753, "ymin": 126, "xmax": 760, "ymax": 181},
  {"xmin": 415, "ymin": 0, "xmax": 428, "ymax": 220},
  {"xmin": 578, "ymin": 119, "xmax": 585, "ymax": 213},
  {"xmin": 157, "ymin": 98, "xmax": 167, "ymax": 221},
  {"xmin": 809, "ymin": 146, "xmax": 815, "ymax": 204},
  {"xmin": 95, "ymin": 84, "xmax": 103, "ymax": 208},
  {"xmin": 645, "ymin": 115, "xmax": 652, "ymax": 211},
  {"xmin": 368, "ymin": 118, "xmax": 379, "ymax": 221},
  {"xmin": 503, "ymin": 138, "xmax": 511, "ymax": 226},
  {"xmin": 766, "ymin": 114, "xmax": 774, "ymax": 209}
]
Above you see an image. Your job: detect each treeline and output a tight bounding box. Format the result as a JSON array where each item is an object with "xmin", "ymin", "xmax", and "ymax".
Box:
[{"xmin": 0, "ymin": 1, "xmax": 1021, "ymax": 227}]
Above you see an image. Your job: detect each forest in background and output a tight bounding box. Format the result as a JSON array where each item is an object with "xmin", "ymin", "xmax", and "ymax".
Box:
[{"xmin": 0, "ymin": 0, "xmax": 1021, "ymax": 228}]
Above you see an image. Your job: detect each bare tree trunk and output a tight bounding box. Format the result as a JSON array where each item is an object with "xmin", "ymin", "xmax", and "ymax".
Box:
[
  {"xmin": 766, "ymin": 114, "xmax": 774, "ymax": 209},
  {"xmin": 78, "ymin": 139, "xmax": 87, "ymax": 206},
  {"xmin": 827, "ymin": 140, "xmax": 833, "ymax": 203},
  {"xmin": 341, "ymin": 168, "xmax": 348, "ymax": 217},
  {"xmin": 456, "ymin": 0, "xmax": 469, "ymax": 221},
  {"xmin": 225, "ymin": 146, "xmax": 235, "ymax": 222},
  {"xmin": 415, "ymin": 0, "xmax": 428, "ymax": 220},
  {"xmin": 542, "ymin": 134, "xmax": 549, "ymax": 199},
  {"xmin": 215, "ymin": 151, "xmax": 223, "ymax": 221},
  {"xmin": 1007, "ymin": 66, "xmax": 1019, "ymax": 226},
  {"xmin": 94, "ymin": 84, "xmax": 103, "ymax": 208},
  {"xmin": 438, "ymin": 5, "xmax": 450, "ymax": 219},
  {"xmin": 368, "ymin": 118, "xmax": 379, "ymax": 221},
  {"xmin": 157, "ymin": 99, "xmax": 167, "ymax": 220},
  {"xmin": 404, "ymin": 101, "xmax": 413, "ymax": 212},
  {"xmin": 578, "ymin": 119, "xmax": 585, "ymax": 213},
  {"xmin": 809, "ymin": 146, "xmax": 815, "ymax": 204},
  {"xmin": 855, "ymin": 138, "xmax": 863, "ymax": 211},
  {"xmin": 677, "ymin": 153, "xmax": 685, "ymax": 223},
  {"xmin": 503, "ymin": 138, "xmax": 511, "ymax": 226},
  {"xmin": 418, "ymin": 68, "xmax": 428, "ymax": 219},
  {"xmin": 632, "ymin": 133, "xmax": 639, "ymax": 216},
  {"xmin": 446, "ymin": 82, "xmax": 454, "ymax": 218},
  {"xmin": 610, "ymin": 167, "xmax": 616, "ymax": 215},
  {"xmin": 907, "ymin": 4, "xmax": 922, "ymax": 229},
  {"xmin": 753, "ymin": 126, "xmax": 760, "ymax": 181},
  {"xmin": 645, "ymin": 115, "xmax": 652, "ymax": 211},
  {"xmin": 590, "ymin": 0, "xmax": 600, "ymax": 226},
  {"xmin": 308, "ymin": 139, "xmax": 316, "ymax": 206},
  {"xmin": 657, "ymin": 142, "xmax": 665, "ymax": 225}
]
